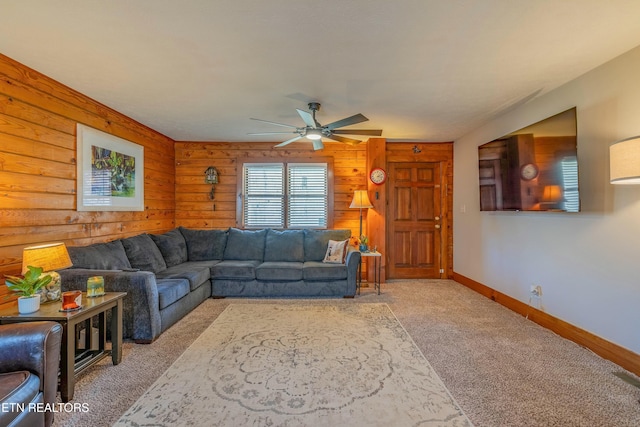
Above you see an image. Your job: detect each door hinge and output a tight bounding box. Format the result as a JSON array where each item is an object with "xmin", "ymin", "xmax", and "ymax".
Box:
[{"xmin": 439, "ymin": 269, "xmax": 444, "ymax": 274}]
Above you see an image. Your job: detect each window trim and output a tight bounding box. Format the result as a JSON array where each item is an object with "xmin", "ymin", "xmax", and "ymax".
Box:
[{"xmin": 236, "ymin": 157, "xmax": 334, "ymax": 229}]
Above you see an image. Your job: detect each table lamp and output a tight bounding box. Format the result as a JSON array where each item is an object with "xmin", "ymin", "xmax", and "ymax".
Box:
[{"xmin": 22, "ymin": 243, "xmax": 73, "ymax": 303}]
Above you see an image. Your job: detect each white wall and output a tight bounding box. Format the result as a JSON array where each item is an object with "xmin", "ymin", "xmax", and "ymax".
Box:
[{"xmin": 454, "ymin": 44, "xmax": 640, "ymax": 355}]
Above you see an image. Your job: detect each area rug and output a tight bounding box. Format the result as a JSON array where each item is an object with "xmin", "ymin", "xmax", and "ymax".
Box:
[{"xmin": 114, "ymin": 303, "xmax": 472, "ymax": 426}]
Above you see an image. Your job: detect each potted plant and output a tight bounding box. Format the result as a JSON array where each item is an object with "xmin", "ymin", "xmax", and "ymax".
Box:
[
  {"xmin": 4, "ymin": 266, "xmax": 52, "ymax": 314},
  {"xmin": 359, "ymin": 235, "xmax": 369, "ymax": 252}
]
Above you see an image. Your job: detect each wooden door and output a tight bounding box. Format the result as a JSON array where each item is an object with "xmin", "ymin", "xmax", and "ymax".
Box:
[
  {"xmin": 479, "ymin": 159, "xmax": 503, "ymax": 211},
  {"xmin": 387, "ymin": 162, "xmax": 442, "ymax": 278}
]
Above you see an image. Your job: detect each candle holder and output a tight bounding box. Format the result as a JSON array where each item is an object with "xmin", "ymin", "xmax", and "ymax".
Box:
[
  {"xmin": 86, "ymin": 276, "xmax": 105, "ymax": 298},
  {"xmin": 61, "ymin": 290, "xmax": 82, "ymax": 312}
]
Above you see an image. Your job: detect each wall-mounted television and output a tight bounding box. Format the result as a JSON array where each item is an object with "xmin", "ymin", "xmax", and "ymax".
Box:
[{"xmin": 478, "ymin": 107, "xmax": 579, "ymax": 212}]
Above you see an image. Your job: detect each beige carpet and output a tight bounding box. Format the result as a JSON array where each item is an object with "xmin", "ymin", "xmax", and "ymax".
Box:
[
  {"xmin": 51, "ymin": 280, "xmax": 640, "ymax": 427},
  {"xmin": 114, "ymin": 303, "xmax": 472, "ymax": 426}
]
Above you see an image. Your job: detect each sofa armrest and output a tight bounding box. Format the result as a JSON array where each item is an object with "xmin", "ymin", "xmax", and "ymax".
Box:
[
  {"xmin": 344, "ymin": 247, "xmax": 361, "ymax": 295},
  {"xmin": 0, "ymin": 321, "xmax": 62, "ymax": 425},
  {"xmin": 59, "ymin": 269, "xmax": 162, "ymax": 342}
]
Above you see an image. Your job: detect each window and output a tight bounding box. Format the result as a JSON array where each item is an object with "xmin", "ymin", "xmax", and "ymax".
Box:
[{"xmin": 242, "ymin": 161, "xmax": 330, "ymax": 229}]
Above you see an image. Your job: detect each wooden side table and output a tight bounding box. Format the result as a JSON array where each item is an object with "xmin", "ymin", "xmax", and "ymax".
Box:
[
  {"xmin": 357, "ymin": 251, "xmax": 383, "ymax": 295},
  {"xmin": 0, "ymin": 291, "xmax": 126, "ymax": 402}
]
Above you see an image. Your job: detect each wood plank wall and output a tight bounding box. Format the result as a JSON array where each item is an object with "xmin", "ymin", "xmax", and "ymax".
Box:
[
  {"xmin": 0, "ymin": 54, "xmax": 176, "ymax": 309},
  {"xmin": 174, "ymin": 141, "xmax": 367, "ymax": 234},
  {"xmin": 174, "ymin": 140, "xmax": 453, "ymax": 279}
]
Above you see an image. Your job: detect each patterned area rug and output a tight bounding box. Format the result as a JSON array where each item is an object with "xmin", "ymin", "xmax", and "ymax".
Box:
[{"xmin": 115, "ymin": 303, "xmax": 472, "ymax": 426}]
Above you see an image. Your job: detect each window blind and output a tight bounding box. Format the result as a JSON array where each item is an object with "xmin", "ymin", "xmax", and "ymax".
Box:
[
  {"xmin": 288, "ymin": 163, "xmax": 328, "ymax": 228},
  {"xmin": 242, "ymin": 162, "xmax": 328, "ymax": 228},
  {"xmin": 243, "ymin": 164, "xmax": 285, "ymax": 228},
  {"xmin": 561, "ymin": 156, "xmax": 580, "ymax": 212}
]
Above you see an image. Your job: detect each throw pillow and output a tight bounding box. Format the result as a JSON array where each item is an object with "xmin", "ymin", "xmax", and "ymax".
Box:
[{"xmin": 322, "ymin": 239, "xmax": 349, "ymax": 264}]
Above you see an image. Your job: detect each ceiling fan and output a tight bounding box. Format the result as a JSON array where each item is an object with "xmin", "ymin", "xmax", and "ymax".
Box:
[{"xmin": 249, "ymin": 102, "xmax": 382, "ymax": 150}]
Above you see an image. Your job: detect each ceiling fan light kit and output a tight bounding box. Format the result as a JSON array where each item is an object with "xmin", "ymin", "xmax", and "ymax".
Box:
[
  {"xmin": 249, "ymin": 102, "xmax": 382, "ymax": 150},
  {"xmin": 305, "ymin": 129, "xmax": 322, "ymax": 140}
]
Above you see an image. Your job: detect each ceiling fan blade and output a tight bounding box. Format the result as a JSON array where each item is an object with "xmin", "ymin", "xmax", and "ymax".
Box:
[
  {"xmin": 250, "ymin": 118, "xmax": 298, "ymax": 129},
  {"xmin": 248, "ymin": 131, "xmax": 297, "ymax": 135},
  {"xmin": 331, "ymin": 129, "xmax": 383, "ymax": 136},
  {"xmin": 274, "ymin": 136, "xmax": 303, "ymax": 148},
  {"xmin": 324, "ymin": 113, "xmax": 368, "ymax": 130},
  {"xmin": 327, "ymin": 134, "xmax": 362, "ymax": 145},
  {"xmin": 296, "ymin": 109, "xmax": 319, "ymax": 127},
  {"xmin": 312, "ymin": 140, "xmax": 324, "ymax": 151}
]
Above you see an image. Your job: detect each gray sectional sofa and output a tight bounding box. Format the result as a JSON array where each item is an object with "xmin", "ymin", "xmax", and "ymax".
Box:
[{"xmin": 59, "ymin": 227, "xmax": 360, "ymax": 342}]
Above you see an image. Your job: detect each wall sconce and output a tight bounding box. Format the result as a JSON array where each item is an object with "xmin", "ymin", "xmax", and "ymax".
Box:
[
  {"xmin": 610, "ymin": 136, "xmax": 640, "ymax": 184},
  {"xmin": 204, "ymin": 166, "xmax": 219, "ymax": 200}
]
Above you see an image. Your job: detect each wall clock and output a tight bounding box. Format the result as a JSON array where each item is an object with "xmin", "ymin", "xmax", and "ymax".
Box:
[
  {"xmin": 370, "ymin": 168, "xmax": 387, "ymax": 185},
  {"xmin": 520, "ymin": 163, "xmax": 539, "ymax": 181}
]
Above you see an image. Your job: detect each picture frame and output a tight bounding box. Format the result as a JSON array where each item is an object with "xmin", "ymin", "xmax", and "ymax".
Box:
[{"xmin": 76, "ymin": 124, "xmax": 144, "ymax": 211}]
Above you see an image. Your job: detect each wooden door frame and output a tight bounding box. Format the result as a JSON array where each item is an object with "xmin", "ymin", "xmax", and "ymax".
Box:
[{"xmin": 365, "ymin": 140, "xmax": 453, "ymax": 281}]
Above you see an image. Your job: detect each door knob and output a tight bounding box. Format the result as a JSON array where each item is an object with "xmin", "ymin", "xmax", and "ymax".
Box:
[
  {"xmin": 435, "ymin": 224, "xmax": 441, "ymax": 229},
  {"xmin": 435, "ymin": 216, "xmax": 440, "ymax": 221}
]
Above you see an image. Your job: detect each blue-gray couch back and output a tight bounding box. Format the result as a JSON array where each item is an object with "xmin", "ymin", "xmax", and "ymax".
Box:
[{"xmin": 59, "ymin": 227, "xmax": 360, "ymax": 342}]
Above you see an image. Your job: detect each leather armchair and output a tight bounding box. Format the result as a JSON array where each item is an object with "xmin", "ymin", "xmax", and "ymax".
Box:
[{"xmin": 0, "ymin": 321, "xmax": 62, "ymax": 427}]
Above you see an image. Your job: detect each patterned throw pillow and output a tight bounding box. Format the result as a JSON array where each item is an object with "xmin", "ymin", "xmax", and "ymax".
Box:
[{"xmin": 322, "ymin": 239, "xmax": 349, "ymax": 264}]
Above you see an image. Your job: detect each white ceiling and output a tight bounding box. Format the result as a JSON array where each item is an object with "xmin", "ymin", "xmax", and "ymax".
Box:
[{"xmin": 2, "ymin": 0, "xmax": 640, "ymax": 144}]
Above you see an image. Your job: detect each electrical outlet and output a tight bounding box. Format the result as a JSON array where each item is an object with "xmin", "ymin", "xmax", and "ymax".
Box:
[{"xmin": 530, "ymin": 284, "xmax": 542, "ymax": 297}]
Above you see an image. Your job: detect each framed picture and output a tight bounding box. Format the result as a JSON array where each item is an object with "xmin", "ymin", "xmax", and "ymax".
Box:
[{"xmin": 76, "ymin": 124, "xmax": 144, "ymax": 211}]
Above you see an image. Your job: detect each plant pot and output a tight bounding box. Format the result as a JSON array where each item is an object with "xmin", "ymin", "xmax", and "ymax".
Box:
[{"xmin": 17, "ymin": 295, "xmax": 41, "ymax": 314}]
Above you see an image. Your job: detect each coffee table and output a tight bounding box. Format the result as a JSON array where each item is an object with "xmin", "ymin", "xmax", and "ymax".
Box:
[{"xmin": 0, "ymin": 291, "xmax": 126, "ymax": 402}]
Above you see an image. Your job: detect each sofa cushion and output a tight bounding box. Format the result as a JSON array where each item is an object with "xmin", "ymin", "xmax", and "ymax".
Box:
[
  {"xmin": 156, "ymin": 279, "xmax": 190, "ymax": 310},
  {"xmin": 67, "ymin": 240, "xmax": 132, "ymax": 270},
  {"xmin": 303, "ymin": 229, "xmax": 351, "ymax": 262},
  {"xmin": 150, "ymin": 229, "xmax": 188, "ymax": 267},
  {"xmin": 303, "ymin": 261, "xmax": 348, "ymax": 280},
  {"xmin": 179, "ymin": 227, "xmax": 228, "ymax": 261},
  {"xmin": 223, "ymin": 228, "xmax": 267, "ymax": 261},
  {"xmin": 120, "ymin": 234, "xmax": 167, "ymax": 273},
  {"xmin": 211, "ymin": 260, "xmax": 261, "ymax": 280},
  {"xmin": 264, "ymin": 229, "xmax": 304, "ymax": 262},
  {"xmin": 156, "ymin": 261, "xmax": 213, "ymax": 291},
  {"xmin": 256, "ymin": 262, "xmax": 304, "ymax": 281}
]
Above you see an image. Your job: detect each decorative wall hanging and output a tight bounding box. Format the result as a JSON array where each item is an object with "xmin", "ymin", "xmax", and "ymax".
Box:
[
  {"xmin": 76, "ymin": 124, "xmax": 144, "ymax": 211},
  {"xmin": 204, "ymin": 166, "xmax": 219, "ymax": 200}
]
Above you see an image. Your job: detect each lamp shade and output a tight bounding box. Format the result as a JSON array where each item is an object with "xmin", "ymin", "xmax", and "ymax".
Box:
[
  {"xmin": 610, "ymin": 136, "xmax": 640, "ymax": 184},
  {"xmin": 349, "ymin": 190, "xmax": 373, "ymax": 209},
  {"xmin": 22, "ymin": 243, "xmax": 72, "ymax": 274},
  {"xmin": 541, "ymin": 185, "xmax": 563, "ymax": 202}
]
